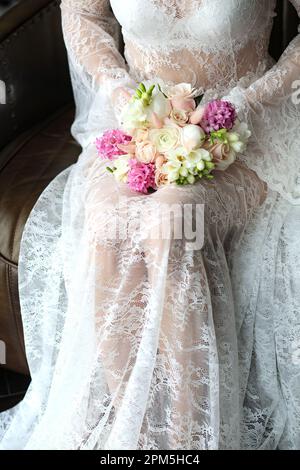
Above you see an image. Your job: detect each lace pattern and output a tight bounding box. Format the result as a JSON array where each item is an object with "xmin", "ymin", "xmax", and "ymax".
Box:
[{"xmin": 0, "ymin": 0, "xmax": 300, "ymax": 450}]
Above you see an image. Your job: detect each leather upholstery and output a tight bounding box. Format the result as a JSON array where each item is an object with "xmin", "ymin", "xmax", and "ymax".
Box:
[
  {"xmin": 0, "ymin": 0, "xmax": 298, "ymax": 378},
  {"xmin": 0, "ymin": 0, "xmax": 80, "ymax": 375},
  {"xmin": 0, "ymin": 106, "xmax": 80, "ymax": 374}
]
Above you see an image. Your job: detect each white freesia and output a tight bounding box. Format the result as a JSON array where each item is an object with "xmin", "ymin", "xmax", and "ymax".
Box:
[
  {"xmin": 121, "ymin": 100, "xmax": 148, "ymax": 132},
  {"xmin": 188, "ymin": 148, "xmax": 212, "ymax": 166},
  {"xmin": 227, "ymin": 133, "xmax": 245, "ymax": 153},
  {"xmin": 121, "ymin": 87, "xmax": 171, "ymax": 132},
  {"xmin": 162, "ymin": 147, "xmax": 189, "ymax": 182},
  {"xmin": 162, "ymin": 146, "xmax": 212, "ymax": 182},
  {"xmin": 149, "ymin": 126, "xmax": 180, "ymax": 153},
  {"xmin": 231, "ymin": 121, "xmax": 251, "ymax": 150},
  {"xmin": 113, "ymin": 155, "xmax": 130, "ymax": 183},
  {"xmin": 181, "ymin": 124, "xmax": 206, "ymax": 151}
]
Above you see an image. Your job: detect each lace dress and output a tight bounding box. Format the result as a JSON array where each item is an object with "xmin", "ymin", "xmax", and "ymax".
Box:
[{"xmin": 0, "ymin": 0, "xmax": 299, "ymax": 450}]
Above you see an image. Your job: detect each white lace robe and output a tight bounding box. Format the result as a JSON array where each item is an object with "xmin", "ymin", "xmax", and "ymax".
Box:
[{"xmin": 0, "ymin": 0, "xmax": 299, "ymax": 450}]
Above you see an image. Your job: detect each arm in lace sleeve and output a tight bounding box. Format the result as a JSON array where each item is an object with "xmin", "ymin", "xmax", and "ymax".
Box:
[
  {"xmin": 60, "ymin": 0, "xmax": 136, "ymax": 106},
  {"xmin": 245, "ymin": 1, "xmax": 300, "ymax": 108},
  {"xmin": 226, "ymin": 0, "xmax": 300, "ymax": 203}
]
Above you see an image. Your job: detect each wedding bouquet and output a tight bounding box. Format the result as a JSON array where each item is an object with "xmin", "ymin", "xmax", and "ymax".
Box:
[{"xmin": 95, "ymin": 82, "xmax": 251, "ymax": 194}]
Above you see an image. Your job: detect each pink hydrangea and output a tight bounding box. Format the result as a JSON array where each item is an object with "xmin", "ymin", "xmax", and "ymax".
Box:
[
  {"xmin": 201, "ymin": 100, "xmax": 237, "ymax": 133},
  {"xmin": 95, "ymin": 129, "xmax": 132, "ymax": 160},
  {"xmin": 127, "ymin": 159, "xmax": 156, "ymax": 194}
]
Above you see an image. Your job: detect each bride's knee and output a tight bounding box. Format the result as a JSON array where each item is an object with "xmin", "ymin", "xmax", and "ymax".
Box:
[{"xmin": 141, "ymin": 185, "xmax": 206, "ymax": 246}]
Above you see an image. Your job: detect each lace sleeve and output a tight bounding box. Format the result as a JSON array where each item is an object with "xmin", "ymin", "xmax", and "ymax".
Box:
[
  {"xmin": 225, "ymin": 0, "xmax": 300, "ymax": 204},
  {"xmin": 60, "ymin": 0, "xmax": 136, "ymax": 147},
  {"xmin": 60, "ymin": 0, "xmax": 135, "ymax": 95}
]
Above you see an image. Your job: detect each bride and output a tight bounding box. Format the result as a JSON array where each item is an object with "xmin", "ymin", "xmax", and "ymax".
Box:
[{"xmin": 0, "ymin": 0, "xmax": 300, "ymax": 450}]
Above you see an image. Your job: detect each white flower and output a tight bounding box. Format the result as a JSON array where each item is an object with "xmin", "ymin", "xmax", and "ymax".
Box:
[
  {"xmin": 181, "ymin": 124, "xmax": 206, "ymax": 151},
  {"xmin": 113, "ymin": 155, "xmax": 130, "ymax": 183},
  {"xmin": 234, "ymin": 121, "xmax": 251, "ymax": 141},
  {"xmin": 188, "ymin": 148, "xmax": 212, "ymax": 166},
  {"xmin": 162, "ymin": 147, "xmax": 189, "ymax": 182},
  {"xmin": 149, "ymin": 126, "xmax": 180, "ymax": 153},
  {"xmin": 187, "ymin": 174, "xmax": 196, "ymax": 184},
  {"xmin": 228, "ymin": 121, "xmax": 251, "ymax": 153},
  {"xmin": 121, "ymin": 100, "xmax": 148, "ymax": 131},
  {"xmin": 147, "ymin": 88, "xmax": 171, "ymax": 120},
  {"xmin": 121, "ymin": 87, "xmax": 171, "ymax": 132},
  {"xmin": 227, "ymin": 133, "xmax": 245, "ymax": 153},
  {"xmin": 162, "ymin": 146, "xmax": 213, "ymax": 183}
]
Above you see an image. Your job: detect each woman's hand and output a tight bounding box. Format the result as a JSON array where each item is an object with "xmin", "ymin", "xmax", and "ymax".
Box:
[{"xmin": 111, "ymin": 86, "xmax": 135, "ymax": 113}]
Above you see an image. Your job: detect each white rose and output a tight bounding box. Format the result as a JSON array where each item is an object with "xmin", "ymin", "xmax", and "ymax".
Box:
[
  {"xmin": 181, "ymin": 124, "xmax": 206, "ymax": 151},
  {"xmin": 149, "ymin": 126, "xmax": 180, "ymax": 153}
]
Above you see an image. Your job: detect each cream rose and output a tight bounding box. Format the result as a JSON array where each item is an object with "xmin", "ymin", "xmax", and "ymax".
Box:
[
  {"xmin": 208, "ymin": 143, "xmax": 236, "ymax": 171},
  {"xmin": 149, "ymin": 126, "xmax": 180, "ymax": 153},
  {"xmin": 135, "ymin": 140, "xmax": 157, "ymax": 163},
  {"xmin": 170, "ymin": 109, "xmax": 190, "ymax": 127},
  {"xmin": 163, "ymin": 83, "xmax": 196, "ymax": 111}
]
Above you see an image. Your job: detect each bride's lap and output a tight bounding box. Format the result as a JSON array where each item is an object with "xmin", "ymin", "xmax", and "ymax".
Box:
[
  {"xmin": 81, "ymin": 157, "xmax": 266, "ymax": 408},
  {"xmin": 84, "ymin": 158, "xmax": 266, "ymax": 244}
]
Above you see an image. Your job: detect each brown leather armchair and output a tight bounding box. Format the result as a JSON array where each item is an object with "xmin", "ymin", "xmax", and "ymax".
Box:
[
  {"xmin": 0, "ymin": 0, "xmax": 81, "ymax": 409},
  {"xmin": 0, "ymin": 0, "xmax": 298, "ymax": 411}
]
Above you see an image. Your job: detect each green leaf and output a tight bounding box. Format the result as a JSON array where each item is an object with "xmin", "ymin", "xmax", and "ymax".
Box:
[
  {"xmin": 138, "ymin": 82, "xmax": 146, "ymax": 93},
  {"xmin": 158, "ymin": 83, "xmax": 168, "ymax": 98},
  {"xmin": 147, "ymin": 84, "xmax": 155, "ymax": 97}
]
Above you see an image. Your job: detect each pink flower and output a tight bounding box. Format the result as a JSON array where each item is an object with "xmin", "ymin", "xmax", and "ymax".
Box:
[
  {"xmin": 155, "ymin": 155, "xmax": 168, "ymax": 187},
  {"xmin": 170, "ymin": 109, "xmax": 190, "ymax": 127},
  {"xmin": 189, "ymin": 105, "xmax": 205, "ymax": 125},
  {"xmin": 127, "ymin": 159, "xmax": 156, "ymax": 194},
  {"xmin": 171, "ymin": 96, "xmax": 196, "ymax": 112},
  {"xmin": 149, "ymin": 112, "xmax": 164, "ymax": 128},
  {"xmin": 204, "ymin": 141, "xmax": 235, "ymax": 171},
  {"xmin": 165, "ymin": 83, "xmax": 196, "ymax": 112},
  {"xmin": 200, "ymin": 100, "xmax": 237, "ymax": 133},
  {"xmin": 95, "ymin": 129, "xmax": 132, "ymax": 160}
]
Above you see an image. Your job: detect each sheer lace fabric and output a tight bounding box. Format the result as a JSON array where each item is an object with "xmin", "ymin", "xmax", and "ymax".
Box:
[{"xmin": 0, "ymin": 0, "xmax": 300, "ymax": 450}]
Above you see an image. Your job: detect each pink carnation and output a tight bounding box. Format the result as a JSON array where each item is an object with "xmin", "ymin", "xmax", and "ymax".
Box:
[
  {"xmin": 201, "ymin": 100, "xmax": 236, "ymax": 133},
  {"xmin": 127, "ymin": 159, "xmax": 156, "ymax": 194},
  {"xmin": 95, "ymin": 129, "xmax": 132, "ymax": 160}
]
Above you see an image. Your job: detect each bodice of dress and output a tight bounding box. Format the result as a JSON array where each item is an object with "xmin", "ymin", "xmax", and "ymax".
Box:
[
  {"xmin": 60, "ymin": 0, "xmax": 300, "ymax": 204},
  {"xmin": 110, "ymin": 0, "xmax": 277, "ymax": 94}
]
